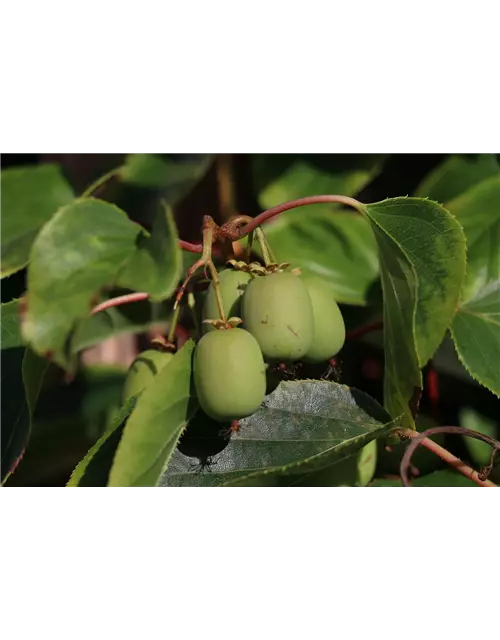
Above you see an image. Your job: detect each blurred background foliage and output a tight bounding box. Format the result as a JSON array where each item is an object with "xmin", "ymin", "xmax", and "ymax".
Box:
[{"xmin": 1, "ymin": 153, "xmax": 499, "ymax": 486}]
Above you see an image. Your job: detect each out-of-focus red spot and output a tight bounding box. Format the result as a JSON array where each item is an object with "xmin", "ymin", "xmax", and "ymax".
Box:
[{"xmin": 362, "ymin": 358, "xmax": 381, "ymax": 380}]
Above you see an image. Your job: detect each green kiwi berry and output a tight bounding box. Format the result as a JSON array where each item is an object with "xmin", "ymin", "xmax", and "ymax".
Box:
[
  {"xmin": 303, "ymin": 278, "xmax": 346, "ymax": 363},
  {"xmin": 242, "ymin": 271, "xmax": 314, "ymax": 361},
  {"xmin": 203, "ymin": 269, "xmax": 251, "ymax": 331},
  {"xmin": 122, "ymin": 349, "xmax": 173, "ymax": 402},
  {"xmin": 193, "ymin": 328, "xmax": 266, "ymax": 421}
]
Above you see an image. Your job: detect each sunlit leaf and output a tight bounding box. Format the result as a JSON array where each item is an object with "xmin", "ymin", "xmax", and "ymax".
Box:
[
  {"xmin": 67, "ymin": 396, "xmax": 138, "ymax": 487},
  {"xmin": 108, "ymin": 341, "xmax": 197, "ymax": 487},
  {"xmin": 1, "ymin": 164, "xmax": 74, "ymax": 277},
  {"xmin": 362, "ymin": 198, "xmax": 466, "ymax": 426},
  {"xmin": 22, "ymin": 198, "xmax": 181, "ymax": 368}
]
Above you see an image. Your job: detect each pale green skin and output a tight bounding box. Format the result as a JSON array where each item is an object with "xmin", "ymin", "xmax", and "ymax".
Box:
[
  {"xmin": 242, "ymin": 272, "xmax": 314, "ymax": 361},
  {"xmin": 194, "ymin": 328, "xmax": 266, "ymax": 422},
  {"xmin": 303, "ymin": 278, "xmax": 346, "ymax": 363},
  {"xmin": 122, "ymin": 350, "xmax": 173, "ymax": 402},
  {"xmin": 290, "ymin": 439, "xmax": 377, "ymax": 487},
  {"xmin": 203, "ymin": 269, "xmax": 252, "ymax": 332}
]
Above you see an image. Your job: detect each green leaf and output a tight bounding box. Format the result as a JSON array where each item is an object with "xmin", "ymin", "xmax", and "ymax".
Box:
[
  {"xmin": 459, "ymin": 407, "xmax": 499, "ymax": 469},
  {"xmin": 24, "ymin": 349, "xmax": 51, "ymax": 423},
  {"xmin": 253, "ymin": 154, "xmax": 386, "ymax": 209},
  {"xmin": 159, "ymin": 380, "xmax": 395, "ymax": 487},
  {"xmin": 70, "ymin": 297, "xmax": 173, "ymax": 354},
  {"xmin": 451, "ymin": 281, "xmax": 500, "ymax": 397},
  {"xmin": 445, "ymin": 175, "xmax": 500, "ymax": 301},
  {"xmin": 362, "ymin": 198, "xmax": 466, "ymax": 426},
  {"xmin": 120, "ymin": 154, "xmax": 213, "ymax": 201},
  {"xmin": 414, "ymin": 154, "xmax": 499, "ymax": 203},
  {"xmin": 260, "ymin": 210, "xmax": 379, "ymax": 305},
  {"xmin": 445, "ymin": 175, "xmax": 500, "ymax": 398},
  {"xmin": 1, "ymin": 348, "xmax": 49, "ymax": 484},
  {"xmin": 370, "ymin": 470, "xmax": 478, "ymax": 487},
  {"xmin": 118, "ymin": 203, "xmax": 182, "ymax": 300},
  {"xmin": 1, "ymin": 299, "xmax": 24, "ymax": 349},
  {"xmin": 22, "ymin": 198, "xmax": 180, "ymax": 368},
  {"xmin": 22, "ymin": 198, "xmax": 144, "ymax": 368},
  {"xmin": 1, "ymin": 164, "xmax": 75, "ymax": 278},
  {"xmin": 108, "ymin": 341, "xmax": 197, "ymax": 487},
  {"xmin": 67, "ymin": 397, "xmax": 138, "ymax": 487}
]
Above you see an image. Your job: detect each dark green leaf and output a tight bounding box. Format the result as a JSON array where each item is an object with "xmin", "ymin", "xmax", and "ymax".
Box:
[
  {"xmin": 1, "ymin": 164, "xmax": 75, "ymax": 277},
  {"xmin": 259, "ymin": 210, "xmax": 379, "ymax": 305},
  {"xmin": 67, "ymin": 396, "xmax": 138, "ymax": 487},
  {"xmin": 24, "ymin": 349, "xmax": 51, "ymax": 422},
  {"xmin": 363, "ymin": 198, "xmax": 466, "ymax": 426},
  {"xmin": 7, "ymin": 364, "xmax": 126, "ymax": 486},
  {"xmin": 1, "ymin": 348, "xmax": 49, "ymax": 483},
  {"xmin": 120, "ymin": 154, "xmax": 213, "ymax": 202},
  {"xmin": 459, "ymin": 407, "xmax": 499, "ymax": 469},
  {"xmin": 253, "ymin": 154, "xmax": 386, "ymax": 209},
  {"xmin": 370, "ymin": 470, "xmax": 478, "ymax": 487},
  {"xmin": 414, "ymin": 154, "xmax": 499, "ymax": 203},
  {"xmin": 159, "ymin": 380, "xmax": 395, "ymax": 487},
  {"xmin": 108, "ymin": 341, "xmax": 197, "ymax": 486},
  {"xmin": 1, "ymin": 299, "xmax": 24, "ymax": 349},
  {"xmin": 451, "ymin": 281, "xmax": 500, "ymax": 397}
]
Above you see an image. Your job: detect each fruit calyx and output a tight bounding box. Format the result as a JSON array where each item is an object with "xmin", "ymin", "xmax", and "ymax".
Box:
[
  {"xmin": 202, "ymin": 317, "xmax": 243, "ymax": 330},
  {"xmin": 149, "ymin": 337, "xmax": 177, "ymax": 353}
]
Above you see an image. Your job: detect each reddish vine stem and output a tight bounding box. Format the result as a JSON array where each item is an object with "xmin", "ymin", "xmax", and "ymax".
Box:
[
  {"xmin": 90, "ymin": 292, "xmax": 149, "ymax": 315},
  {"xmin": 232, "ymin": 195, "xmax": 364, "ymax": 238},
  {"xmin": 346, "ymin": 321, "xmax": 383, "ymax": 341},
  {"xmin": 400, "ymin": 427, "xmax": 500, "ymax": 487},
  {"xmin": 179, "ymin": 194, "xmax": 364, "ymax": 253}
]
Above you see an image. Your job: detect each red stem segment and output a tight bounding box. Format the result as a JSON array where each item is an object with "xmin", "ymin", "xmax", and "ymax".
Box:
[
  {"xmin": 346, "ymin": 321, "xmax": 383, "ymax": 341},
  {"xmin": 179, "ymin": 194, "xmax": 364, "ymax": 252},
  {"xmin": 90, "ymin": 292, "xmax": 149, "ymax": 315},
  {"xmin": 400, "ymin": 427, "xmax": 500, "ymax": 488}
]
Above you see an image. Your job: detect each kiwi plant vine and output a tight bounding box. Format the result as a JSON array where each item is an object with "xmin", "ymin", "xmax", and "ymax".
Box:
[
  {"xmin": 2, "ymin": 156, "xmax": 500, "ymax": 488},
  {"xmin": 82, "ymin": 191, "xmax": 499, "ymax": 488}
]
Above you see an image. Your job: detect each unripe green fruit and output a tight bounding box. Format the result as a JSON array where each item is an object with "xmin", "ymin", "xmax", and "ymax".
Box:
[
  {"xmin": 122, "ymin": 350, "xmax": 173, "ymax": 402},
  {"xmin": 203, "ymin": 269, "xmax": 252, "ymax": 331},
  {"xmin": 303, "ymin": 278, "xmax": 346, "ymax": 363},
  {"xmin": 194, "ymin": 328, "xmax": 266, "ymax": 421},
  {"xmin": 242, "ymin": 271, "xmax": 314, "ymax": 361}
]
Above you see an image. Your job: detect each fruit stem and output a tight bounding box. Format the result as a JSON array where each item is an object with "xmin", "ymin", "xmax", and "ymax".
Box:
[
  {"xmin": 81, "ymin": 166, "xmax": 123, "ymax": 199},
  {"xmin": 167, "ymin": 303, "xmax": 181, "ymax": 343},
  {"xmin": 206, "ymin": 260, "xmax": 226, "ymax": 323},
  {"xmin": 174, "ymin": 221, "xmax": 215, "ymax": 310},
  {"xmin": 255, "ymin": 227, "xmax": 276, "ymax": 266},
  {"xmin": 400, "ymin": 426, "xmax": 500, "ymax": 487},
  {"xmin": 187, "ymin": 291, "xmax": 201, "ymax": 337},
  {"xmin": 245, "ymin": 230, "xmax": 254, "ymax": 263}
]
